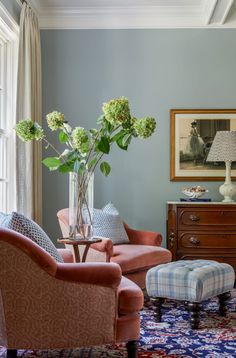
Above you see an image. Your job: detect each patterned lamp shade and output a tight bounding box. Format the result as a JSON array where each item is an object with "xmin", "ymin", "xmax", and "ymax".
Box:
[{"xmin": 207, "ymin": 131, "xmax": 236, "ymax": 162}]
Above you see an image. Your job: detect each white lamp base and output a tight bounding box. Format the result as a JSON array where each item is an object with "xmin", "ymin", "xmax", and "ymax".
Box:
[
  {"xmin": 219, "ymin": 161, "xmax": 236, "ymax": 203},
  {"xmin": 219, "ymin": 182, "xmax": 236, "ymax": 203}
]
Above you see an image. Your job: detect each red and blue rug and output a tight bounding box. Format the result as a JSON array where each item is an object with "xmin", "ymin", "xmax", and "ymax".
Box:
[{"xmin": 1, "ymin": 290, "xmax": 236, "ymax": 357}]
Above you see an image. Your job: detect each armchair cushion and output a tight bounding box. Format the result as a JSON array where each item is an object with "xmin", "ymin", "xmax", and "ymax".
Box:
[
  {"xmin": 111, "ymin": 244, "xmax": 172, "ymax": 275},
  {"xmin": 1, "ymin": 212, "xmax": 63, "ymax": 263},
  {"xmin": 93, "ymin": 203, "xmax": 129, "ymax": 245}
]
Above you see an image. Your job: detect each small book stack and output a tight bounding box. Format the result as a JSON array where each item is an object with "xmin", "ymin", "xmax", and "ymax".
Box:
[{"xmin": 180, "ymin": 198, "xmax": 212, "ymax": 202}]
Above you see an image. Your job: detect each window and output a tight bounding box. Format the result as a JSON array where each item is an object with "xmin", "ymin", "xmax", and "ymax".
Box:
[{"xmin": 0, "ymin": 4, "xmax": 18, "ymax": 213}]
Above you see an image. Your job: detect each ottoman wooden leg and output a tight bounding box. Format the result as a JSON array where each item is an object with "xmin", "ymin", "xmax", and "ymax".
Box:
[
  {"xmin": 218, "ymin": 291, "xmax": 231, "ymax": 317},
  {"xmin": 188, "ymin": 302, "xmax": 201, "ymax": 329},
  {"xmin": 151, "ymin": 297, "xmax": 164, "ymax": 321},
  {"xmin": 7, "ymin": 350, "xmax": 17, "ymax": 358}
]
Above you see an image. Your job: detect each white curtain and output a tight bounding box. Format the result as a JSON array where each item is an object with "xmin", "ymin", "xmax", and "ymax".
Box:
[{"xmin": 16, "ymin": 2, "xmax": 42, "ymax": 224}]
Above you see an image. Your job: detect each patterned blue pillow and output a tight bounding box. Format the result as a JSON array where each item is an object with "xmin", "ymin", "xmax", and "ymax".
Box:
[
  {"xmin": 93, "ymin": 203, "xmax": 129, "ymax": 245},
  {"xmin": 0, "ymin": 212, "xmax": 6, "ymax": 225},
  {"xmin": 0, "ymin": 212, "xmax": 63, "ymax": 263}
]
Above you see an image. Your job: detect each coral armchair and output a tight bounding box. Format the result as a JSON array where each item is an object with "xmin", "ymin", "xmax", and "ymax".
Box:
[
  {"xmin": 57, "ymin": 208, "xmax": 172, "ymax": 289},
  {"xmin": 0, "ymin": 228, "xmax": 143, "ymax": 358}
]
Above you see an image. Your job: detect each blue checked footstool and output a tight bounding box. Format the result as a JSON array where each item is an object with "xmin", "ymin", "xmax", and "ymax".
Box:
[{"xmin": 146, "ymin": 260, "xmax": 235, "ymax": 329}]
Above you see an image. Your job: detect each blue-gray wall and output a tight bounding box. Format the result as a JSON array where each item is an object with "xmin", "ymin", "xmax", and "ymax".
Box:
[
  {"xmin": 0, "ymin": 0, "xmax": 20, "ymax": 23},
  {"xmin": 41, "ymin": 29, "xmax": 236, "ymax": 245}
]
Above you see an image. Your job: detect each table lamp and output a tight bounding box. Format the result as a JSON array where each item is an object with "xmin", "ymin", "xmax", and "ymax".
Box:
[{"xmin": 207, "ymin": 131, "xmax": 236, "ymax": 203}]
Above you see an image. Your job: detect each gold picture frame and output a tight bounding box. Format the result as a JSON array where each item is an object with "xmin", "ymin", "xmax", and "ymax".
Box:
[{"xmin": 170, "ymin": 109, "xmax": 236, "ymax": 181}]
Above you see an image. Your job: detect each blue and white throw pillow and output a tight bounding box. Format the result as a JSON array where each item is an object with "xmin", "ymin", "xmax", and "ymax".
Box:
[
  {"xmin": 0, "ymin": 212, "xmax": 63, "ymax": 263},
  {"xmin": 93, "ymin": 203, "xmax": 129, "ymax": 245},
  {"xmin": 0, "ymin": 212, "xmax": 6, "ymax": 225}
]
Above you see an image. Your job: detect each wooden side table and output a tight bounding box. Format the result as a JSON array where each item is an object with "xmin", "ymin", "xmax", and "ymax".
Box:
[{"xmin": 57, "ymin": 238, "xmax": 102, "ymax": 263}]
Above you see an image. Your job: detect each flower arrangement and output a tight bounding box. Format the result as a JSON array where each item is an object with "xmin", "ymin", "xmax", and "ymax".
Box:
[{"xmin": 15, "ymin": 96, "xmax": 156, "ymax": 239}]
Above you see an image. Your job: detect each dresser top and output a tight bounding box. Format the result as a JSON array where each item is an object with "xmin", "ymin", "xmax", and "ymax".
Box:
[{"xmin": 167, "ymin": 201, "xmax": 236, "ymax": 205}]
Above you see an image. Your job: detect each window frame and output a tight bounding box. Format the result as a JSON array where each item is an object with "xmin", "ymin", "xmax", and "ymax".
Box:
[{"xmin": 0, "ymin": 4, "xmax": 19, "ymax": 213}]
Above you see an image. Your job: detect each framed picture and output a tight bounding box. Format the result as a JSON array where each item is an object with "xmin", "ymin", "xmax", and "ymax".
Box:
[{"xmin": 170, "ymin": 109, "xmax": 236, "ymax": 181}]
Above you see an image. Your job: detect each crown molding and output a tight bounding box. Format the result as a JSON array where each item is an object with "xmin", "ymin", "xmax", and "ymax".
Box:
[
  {"xmin": 0, "ymin": 3, "xmax": 19, "ymax": 38},
  {"xmin": 25, "ymin": 0, "xmax": 236, "ymax": 29},
  {"xmin": 209, "ymin": 0, "xmax": 234, "ymax": 25}
]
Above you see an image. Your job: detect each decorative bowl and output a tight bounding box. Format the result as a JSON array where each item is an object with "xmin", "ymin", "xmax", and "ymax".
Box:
[{"xmin": 182, "ymin": 186, "xmax": 208, "ymax": 199}]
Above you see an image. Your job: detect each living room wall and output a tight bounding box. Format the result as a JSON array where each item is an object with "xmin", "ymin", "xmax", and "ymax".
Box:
[{"xmin": 41, "ymin": 29, "xmax": 236, "ymax": 245}]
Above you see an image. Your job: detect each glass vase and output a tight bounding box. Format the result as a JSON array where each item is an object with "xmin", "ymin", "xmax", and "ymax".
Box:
[{"xmin": 69, "ymin": 171, "xmax": 94, "ymax": 240}]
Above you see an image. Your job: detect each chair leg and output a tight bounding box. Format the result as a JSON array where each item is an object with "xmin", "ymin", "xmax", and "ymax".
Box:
[
  {"xmin": 184, "ymin": 301, "xmax": 189, "ymax": 311},
  {"xmin": 188, "ymin": 302, "xmax": 201, "ymax": 329},
  {"xmin": 218, "ymin": 291, "xmax": 231, "ymax": 317},
  {"xmin": 7, "ymin": 349, "xmax": 17, "ymax": 358},
  {"xmin": 151, "ymin": 297, "xmax": 164, "ymax": 321},
  {"xmin": 126, "ymin": 340, "xmax": 138, "ymax": 358}
]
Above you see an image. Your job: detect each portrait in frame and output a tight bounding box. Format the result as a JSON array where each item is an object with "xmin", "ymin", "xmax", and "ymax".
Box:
[{"xmin": 170, "ymin": 109, "xmax": 236, "ymax": 181}]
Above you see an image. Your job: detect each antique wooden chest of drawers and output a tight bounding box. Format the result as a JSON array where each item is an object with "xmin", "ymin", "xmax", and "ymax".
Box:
[{"xmin": 167, "ymin": 202, "xmax": 236, "ymax": 273}]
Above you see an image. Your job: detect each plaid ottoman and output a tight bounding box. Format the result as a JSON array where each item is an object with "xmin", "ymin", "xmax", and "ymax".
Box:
[{"xmin": 146, "ymin": 260, "xmax": 235, "ymax": 329}]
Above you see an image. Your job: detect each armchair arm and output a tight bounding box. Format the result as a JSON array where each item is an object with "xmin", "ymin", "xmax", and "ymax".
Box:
[
  {"xmin": 91, "ymin": 237, "xmax": 114, "ymax": 260},
  {"xmin": 57, "ymin": 249, "xmax": 74, "ymax": 263},
  {"xmin": 56, "ymin": 262, "xmax": 122, "ymax": 288},
  {"xmin": 124, "ymin": 224, "xmax": 162, "ymax": 246}
]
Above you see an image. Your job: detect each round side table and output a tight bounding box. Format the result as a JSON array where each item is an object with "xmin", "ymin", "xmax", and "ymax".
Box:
[{"xmin": 57, "ymin": 238, "xmax": 102, "ymax": 263}]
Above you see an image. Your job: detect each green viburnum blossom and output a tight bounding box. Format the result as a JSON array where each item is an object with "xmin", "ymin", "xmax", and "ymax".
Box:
[
  {"xmin": 102, "ymin": 96, "xmax": 131, "ymax": 126},
  {"xmin": 133, "ymin": 117, "xmax": 156, "ymax": 139},
  {"xmin": 15, "ymin": 97, "xmax": 156, "ymax": 175},
  {"xmin": 72, "ymin": 126, "xmax": 90, "ymax": 153},
  {"xmin": 47, "ymin": 111, "xmax": 65, "ymax": 131},
  {"xmin": 15, "ymin": 97, "xmax": 156, "ymax": 240},
  {"xmin": 15, "ymin": 119, "xmax": 44, "ymax": 142}
]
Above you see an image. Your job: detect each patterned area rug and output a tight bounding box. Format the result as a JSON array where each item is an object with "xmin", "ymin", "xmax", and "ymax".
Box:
[{"xmin": 1, "ymin": 290, "xmax": 236, "ymax": 357}]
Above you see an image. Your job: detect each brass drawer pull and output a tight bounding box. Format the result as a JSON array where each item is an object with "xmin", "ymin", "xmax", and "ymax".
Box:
[
  {"xmin": 189, "ymin": 214, "xmax": 200, "ymax": 222},
  {"xmin": 169, "ymin": 232, "xmax": 175, "ymax": 248},
  {"xmin": 189, "ymin": 236, "xmax": 200, "ymax": 245}
]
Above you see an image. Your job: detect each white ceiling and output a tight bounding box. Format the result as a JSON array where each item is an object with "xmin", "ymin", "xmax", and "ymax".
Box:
[{"xmin": 25, "ymin": 0, "xmax": 236, "ymax": 29}]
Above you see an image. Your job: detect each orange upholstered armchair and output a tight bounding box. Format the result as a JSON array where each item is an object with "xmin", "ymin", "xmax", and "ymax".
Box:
[
  {"xmin": 0, "ymin": 228, "xmax": 143, "ymax": 358},
  {"xmin": 57, "ymin": 208, "xmax": 172, "ymax": 288}
]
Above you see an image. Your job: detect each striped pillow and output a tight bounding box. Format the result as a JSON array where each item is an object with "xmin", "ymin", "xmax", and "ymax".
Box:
[{"xmin": 93, "ymin": 203, "xmax": 129, "ymax": 245}]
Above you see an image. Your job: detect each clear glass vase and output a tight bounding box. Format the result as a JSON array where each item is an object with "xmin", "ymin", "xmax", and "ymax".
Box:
[{"xmin": 69, "ymin": 171, "xmax": 94, "ymax": 240}]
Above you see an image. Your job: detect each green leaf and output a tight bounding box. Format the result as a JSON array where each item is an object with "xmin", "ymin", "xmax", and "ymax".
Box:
[
  {"xmin": 103, "ymin": 120, "xmax": 112, "ymax": 132},
  {"xmin": 58, "ymin": 162, "xmax": 74, "ymax": 173},
  {"xmin": 116, "ymin": 137, "xmax": 128, "ymax": 151},
  {"xmin": 96, "ymin": 136, "xmax": 110, "ymax": 154},
  {"xmin": 42, "ymin": 157, "xmax": 61, "ymax": 170},
  {"xmin": 122, "ymin": 133, "xmax": 132, "ymax": 147},
  {"xmin": 100, "ymin": 161, "xmax": 111, "ymax": 176},
  {"xmin": 59, "ymin": 131, "xmax": 69, "ymax": 143},
  {"xmin": 88, "ymin": 157, "xmax": 97, "ymax": 170},
  {"xmin": 111, "ymin": 129, "xmax": 126, "ymax": 142},
  {"xmin": 66, "ymin": 150, "xmax": 79, "ymax": 161},
  {"xmin": 97, "ymin": 114, "xmax": 105, "ymax": 124}
]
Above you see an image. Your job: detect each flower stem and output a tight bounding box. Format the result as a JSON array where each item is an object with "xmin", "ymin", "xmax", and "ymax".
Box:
[
  {"xmin": 63, "ymin": 124, "xmax": 74, "ymax": 149},
  {"xmin": 43, "ymin": 138, "xmax": 65, "ymax": 162}
]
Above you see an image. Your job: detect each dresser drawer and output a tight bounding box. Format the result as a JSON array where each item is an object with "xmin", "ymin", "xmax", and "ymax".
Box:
[
  {"xmin": 178, "ymin": 208, "xmax": 236, "ymax": 228},
  {"xmin": 176, "ymin": 254, "xmax": 236, "ymax": 272},
  {"xmin": 178, "ymin": 232, "xmax": 236, "ymax": 249}
]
